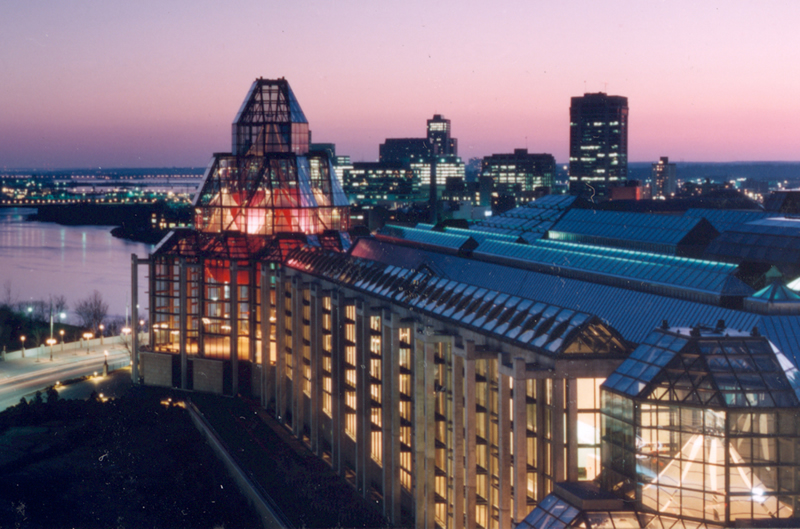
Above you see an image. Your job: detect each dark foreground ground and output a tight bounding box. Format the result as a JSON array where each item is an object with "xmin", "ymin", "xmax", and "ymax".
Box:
[{"xmin": 0, "ymin": 378, "xmax": 389, "ymax": 529}]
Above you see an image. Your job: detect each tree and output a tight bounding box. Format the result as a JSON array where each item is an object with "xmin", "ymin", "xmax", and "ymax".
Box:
[{"xmin": 74, "ymin": 290, "xmax": 109, "ymax": 333}]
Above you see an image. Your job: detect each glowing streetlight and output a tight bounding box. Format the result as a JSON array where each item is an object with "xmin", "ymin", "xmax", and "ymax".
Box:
[
  {"xmin": 60, "ymin": 329, "xmax": 65, "ymax": 351},
  {"xmin": 83, "ymin": 332, "xmax": 93, "ymax": 354},
  {"xmin": 20, "ymin": 335, "xmax": 26, "ymax": 358},
  {"xmin": 99, "ymin": 324, "xmax": 104, "ymax": 345},
  {"xmin": 46, "ymin": 338, "xmax": 57, "ymax": 361}
]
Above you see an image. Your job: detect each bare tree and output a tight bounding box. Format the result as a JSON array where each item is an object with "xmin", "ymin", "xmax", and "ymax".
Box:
[
  {"xmin": 74, "ymin": 290, "xmax": 109, "ymax": 333},
  {"xmin": 1, "ymin": 280, "xmax": 16, "ymax": 309},
  {"xmin": 49, "ymin": 294, "xmax": 68, "ymax": 315}
]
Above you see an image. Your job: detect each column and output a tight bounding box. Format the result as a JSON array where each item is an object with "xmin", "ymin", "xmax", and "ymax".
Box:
[
  {"xmin": 414, "ymin": 337, "xmax": 436, "ymax": 528},
  {"xmin": 464, "ymin": 341, "xmax": 477, "ymax": 529},
  {"xmin": 381, "ymin": 309, "xmax": 401, "ymax": 524},
  {"xmin": 275, "ymin": 270, "xmax": 287, "ymax": 422},
  {"xmin": 260, "ymin": 262, "xmax": 272, "ymax": 409},
  {"xmin": 331, "ymin": 290, "xmax": 344, "ymax": 474},
  {"xmin": 309, "ymin": 283, "xmax": 322, "ymax": 455},
  {"xmin": 249, "ymin": 264, "xmax": 257, "ymax": 363},
  {"xmin": 356, "ymin": 298, "xmax": 370, "ymax": 494},
  {"xmin": 567, "ymin": 378, "xmax": 579, "ymax": 482},
  {"xmin": 198, "ymin": 258, "xmax": 206, "ymax": 358},
  {"xmin": 291, "ymin": 276, "xmax": 304, "ymax": 438},
  {"xmin": 512, "ymin": 358, "xmax": 529, "ymax": 523},
  {"xmin": 498, "ymin": 369, "xmax": 512, "ymax": 529},
  {"xmin": 179, "ymin": 258, "xmax": 187, "ymax": 390},
  {"xmin": 552, "ymin": 378, "xmax": 565, "ymax": 483},
  {"xmin": 131, "ymin": 254, "xmax": 139, "ymax": 384},
  {"xmin": 452, "ymin": 353, "xmax": 465, "ymax": 529},
  {"xmin": 230, "ymin": 261, "xmax": 239, "ymax": 396},
  {"xmin": 536, "ymin": 379, "xmax": 547, "ymax": 499}
]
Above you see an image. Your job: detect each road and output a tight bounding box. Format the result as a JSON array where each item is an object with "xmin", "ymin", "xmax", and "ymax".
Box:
[{"xmin": 0, "ymin": 343, "xmax": 131, "ymax": 411}]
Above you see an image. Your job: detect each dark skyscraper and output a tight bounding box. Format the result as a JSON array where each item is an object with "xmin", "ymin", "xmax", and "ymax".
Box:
[
  {"xmin": 568, "ymin": 92, "xmax": 628, "ymax": 197},
  {"xmin": 426, "ymin": 114, "xmax": 457, "ymax": 155}
]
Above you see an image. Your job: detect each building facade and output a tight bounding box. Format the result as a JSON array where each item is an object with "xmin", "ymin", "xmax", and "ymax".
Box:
[
  {"xmin": 651, "ymin": 156, "xmax": 677, "ymax": 198},
  {"xmin": 428, "ymin": 114, "xmax": 458, "ymax": 155},
  {"xmin": 133, "ymin": 79, "xmax": 800, "ymax": 529},
  {"xmin": 481, "ymin": 149, "xmax": 556, "ymax": 197},
  {"xmin": 568, "ymin": 93, "xmax": 629, "ymax": 197}
]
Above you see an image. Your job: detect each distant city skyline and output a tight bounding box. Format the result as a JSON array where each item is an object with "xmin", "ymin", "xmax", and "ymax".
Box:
[{"xmin": 2, "ymin": 1, "xmax": 799, "ymax": 168}]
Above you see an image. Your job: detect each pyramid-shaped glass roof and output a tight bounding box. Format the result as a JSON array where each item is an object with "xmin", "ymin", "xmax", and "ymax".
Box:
[{"xmin": 602, "ymin": 325, "xmax": 800, "ymax": 408}]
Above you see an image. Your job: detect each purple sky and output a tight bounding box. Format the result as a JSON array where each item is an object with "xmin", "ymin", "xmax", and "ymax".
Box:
[{"xmin": 2, "ymin": 1, "xmax": 799, "ymax": 168}]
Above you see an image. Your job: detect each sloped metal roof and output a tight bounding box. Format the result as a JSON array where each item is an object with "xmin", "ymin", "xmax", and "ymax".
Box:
[{"xmin": 349, "ymin": 237, "xmax": 800, "ymax": 366}]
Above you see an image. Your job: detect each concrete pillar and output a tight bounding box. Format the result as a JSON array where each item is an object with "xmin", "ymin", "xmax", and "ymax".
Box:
[
  {"xmin": 198, "ymin": 258, "xmax": 206, "ymax": 358},
  {"xmin": 536, "ymin": 380, "xmax": 547, "ymax": 499},
  {"xmin": 355, "ymin": 298, "xmax": 370, "ymax": 495},
  {"xmin": 131, "ymin": 254, "xmax": 139, "ymax": 384},
  {"xmin": 464, "ymin": 342, "xmax": 477, "ymax": 529},
  {"xmin": 452, "ymin": 353, "xmax": 465, "ymax": 529},
  {"xmin": 553, "ymin": 378, "xmax": 565, "ymax": 483},
  {"xmin": 291, "ymin": 276, "xmax": 304, "ymax": 438},
  {"xmin": 567, "ymin": 378, "xmax": 579, "ymax": 482},
  {"xmin": 309, "ymin": 283, "xmax": 322, "ymax": 456},
  {"xmin": 381, "ymin": 309, "xmax": 401, "ymax": 524},
  {"xmin": 179, "ymin": 258, "xmax": 187, "ymax": 390},
  {"xmin": 249, "ymin": 264, "xmax": 257, "ymax": 363},
  {"xmin": 512, "ymin": 358, "xmax": 529, "ymax": 523},
  {"xmin": 230, "ymin": 261, "xmax": 239, "ymax": 396},
  {"xmin": 260, "ymin": 263, "xmax": 273, "ymax": 409},
  {"xmin": 330, "ymin": 290, "xmax": 344, "ymax": 474},
  {"xmin": 414, "ymin": 337, "xmax": 436, "ymax": 528},
  {"xmin": 275, "ymin": 271, "xmax": 287, "ymax": 422},
  {"xmin": 498, "ymin": 368, "xmax": 512, "ymax": 529}
]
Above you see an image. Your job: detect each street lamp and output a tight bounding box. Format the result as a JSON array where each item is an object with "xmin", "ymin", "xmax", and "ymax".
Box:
[
  {"xmin": 99, "ymin": 324, "xmax": 104, "ymax": 345},
  {"xmin": 83, "ymin": 332, "xmax": 93, "ymax": 354},
  {"xmin": 60, "ymin": 329, "xmax": 65, "ymax": 351},
  {"xmin": 46, "ymin": 338, "xmax": 56, "ymax": 361},
  {"xmin": 20, "ymin": 335, "xmax": 26, "ymax": 358}
]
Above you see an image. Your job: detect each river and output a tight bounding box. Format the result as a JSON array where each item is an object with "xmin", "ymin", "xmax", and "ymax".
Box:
[{"xmin": 0, "ymin": 208, "xmax": 153, "ymax": 322}]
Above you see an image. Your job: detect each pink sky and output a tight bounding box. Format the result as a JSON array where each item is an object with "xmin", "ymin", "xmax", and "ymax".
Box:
[{"xmin": 2, "ymin": 0, "xmax": 799, "ymax": 168}]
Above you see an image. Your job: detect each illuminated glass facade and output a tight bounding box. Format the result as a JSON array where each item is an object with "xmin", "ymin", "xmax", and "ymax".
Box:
[
  {"xmin": 140, "ymin": 78, "xmax": 350, "ymax": 394},
  {"xmin": 519, "ymin": 324, "xmax": 800, "ymax": 529},
  {"xmin": 568, "ymin": 93, "xmax": 628, "ymax": 197}
]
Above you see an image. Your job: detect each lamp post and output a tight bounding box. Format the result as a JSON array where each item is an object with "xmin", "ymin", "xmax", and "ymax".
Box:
[
  {"xmin": 20, "ymin": 335, "xmax": 25, "ymax": 358},
  {"xmin": 103, "ymin": 350, "xmax": 109, "ymax": 376},
  {"xmin": 47, "ymin": 338, "xmax": 56, "ymax": 361},
  {"xmin": 99, "ymin": 324, "xmax": 104, "ymax": 346},
  {"xmin": 83, "ymin": 332, "xmax": 93, "ymax": 354},
  {"xmin": 60, "ymin": 329, "xmax": 65, "ymax": 351}
]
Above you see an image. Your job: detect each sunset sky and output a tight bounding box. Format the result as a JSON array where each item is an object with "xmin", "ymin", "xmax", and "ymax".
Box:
[{"xmin": 2, "ymin": 1, "xmax": 799, "ymax": 168}]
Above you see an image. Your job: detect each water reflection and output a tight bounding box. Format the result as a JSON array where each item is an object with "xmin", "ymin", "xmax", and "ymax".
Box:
[{"xmin": 0, "ymin": 208, "xmax": 152, "ymax": 320}]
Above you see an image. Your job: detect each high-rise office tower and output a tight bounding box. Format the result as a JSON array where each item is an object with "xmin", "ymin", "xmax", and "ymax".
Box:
[
  {"xmin": 568, "ymin": 93, "xmax": 628, "ymax": 197},
  {"xmin": 427, "ymin": 114, "xmax": 457, "ymax": 155},
  {"xmin": 651, "ymin": 156, "xmax": 677, "ymax": 198}
]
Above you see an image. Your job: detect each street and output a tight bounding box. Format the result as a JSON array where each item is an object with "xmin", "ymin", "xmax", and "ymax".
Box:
[{"xmin": 0, "ymin": 341, "xmax": 131, "ymax": 411}]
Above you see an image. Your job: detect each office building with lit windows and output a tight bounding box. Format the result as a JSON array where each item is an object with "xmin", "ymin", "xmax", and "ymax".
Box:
[
  {"xmin": 569, "ymin": 93, "xmax": 628, "ymax": 197},
  {"xmin": 132, "ymin": 79, "xmax": 800, "ymax": 529},
  {"xmin": 428, "ymin": 114, "xmax": 458, "ymax": 155},
  {"xmin": 481, "ymin": 149, "xmax": 556, "ymax": 196},
  {"xmin": 651, "ymin": 156, "xmax": 677, "ymax": 198},
  {"xmin": 342, "ymin": 162, "xmax": 419, "ymax": 204}
]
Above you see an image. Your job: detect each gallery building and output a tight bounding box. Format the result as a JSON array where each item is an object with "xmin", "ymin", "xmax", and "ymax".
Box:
[{"xmin": 131, "ymin": 78, "xmax": 800, "ymax": 529}]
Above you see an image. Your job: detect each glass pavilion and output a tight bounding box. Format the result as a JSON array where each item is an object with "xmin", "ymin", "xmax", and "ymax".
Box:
[
  {"xmin": 518, "ymin": 323, "xmax": 800, "ymax": 529},
  {"xmin": 146, "ymin": 78, "xmax": 350, "ymax": 369}
]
